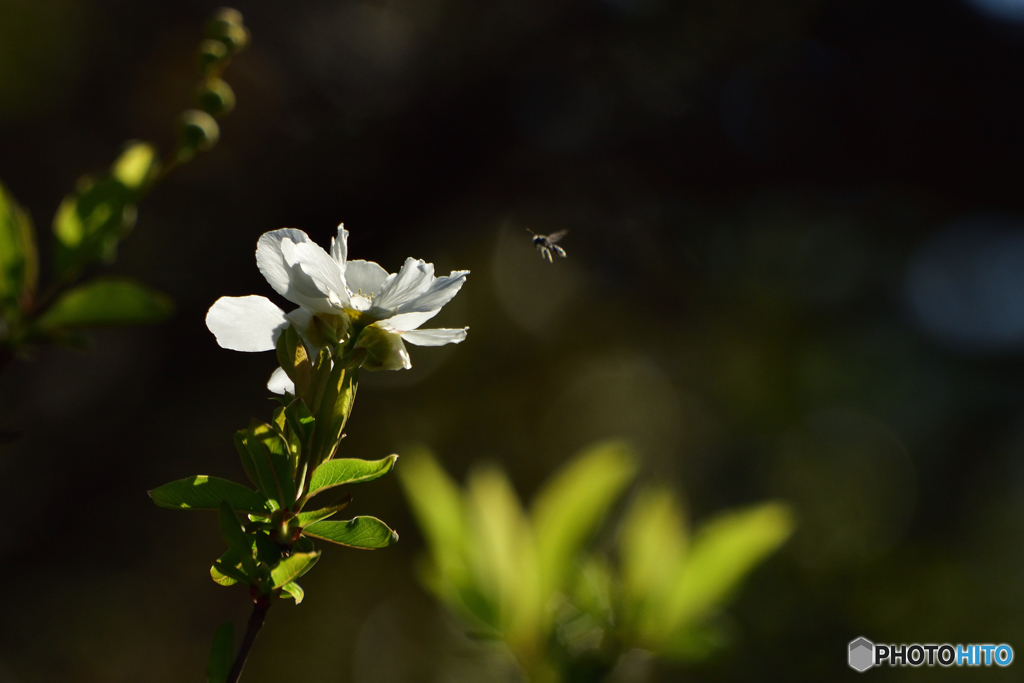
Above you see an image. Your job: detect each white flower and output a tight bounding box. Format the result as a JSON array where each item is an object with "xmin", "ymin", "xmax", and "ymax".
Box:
[{"xmin": 206, "ymin": 225, "xmax": 469, "ymax": 389}]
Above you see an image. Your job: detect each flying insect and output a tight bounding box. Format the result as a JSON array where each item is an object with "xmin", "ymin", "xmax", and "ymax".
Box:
[{"xmin": 527, "ymin": 229, "xmax": 568, "ymax": 263}]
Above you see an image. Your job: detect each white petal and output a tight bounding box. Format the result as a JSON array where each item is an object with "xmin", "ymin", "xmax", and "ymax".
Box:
[
  {"xmin": 283, "ymin": 239, "xmax": 348, "ymax": 309},
  {"xmin": 256, "ymin": 229, "xmax": 347, "ymax": 313},
  {"xmin": 374, "ymin": 258, "xmax": 435, "ymax": 310},
  {"xmin": 345, "ymin": 260, "xmax": 390, "ymax": 297},
  {"xmin": 395, "ymin": 270, "xmax": 469, "ymax": 315},
  {"xmin": 256, "ymin": 228, "xmax": 313, "ymax": 300},
  {"xmin": 330, "ymin": 224, "xmax": 348, "ymax": 265},
  {"xmin": 379, "ymin": 310, "xmax": 439, "ymax": 332},
  {"xmin": 205, "ymin": 296, "xmax": 287, "ymax": 352},
  {"xmin": 402, "ymin": 327, "xmax": 468, "ymax": 346},
  {"xmin": 267, "ymin": 367, "xmax": 295, "ymax": 395}
]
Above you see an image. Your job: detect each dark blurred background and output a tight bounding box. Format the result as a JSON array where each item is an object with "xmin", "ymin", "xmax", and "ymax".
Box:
[{"xmin": 3, "ymin": 0, "xmax": 1024, "ymax": 680}]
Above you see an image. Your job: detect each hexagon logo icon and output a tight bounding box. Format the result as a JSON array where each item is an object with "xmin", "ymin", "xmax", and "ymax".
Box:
[{"xmin": 849, "ymin": 637, "xmax": 875, "ymax": 672}]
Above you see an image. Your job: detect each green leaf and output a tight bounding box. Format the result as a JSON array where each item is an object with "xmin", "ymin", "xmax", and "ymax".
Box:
[
  {"xmin": 465, "ymin": 465, "xmax": 539, "ymax": 636},
  {"xmin": 0, "ymin": 179, "xmax": 37, "ymax": 310},
  {"xmin": 111, "ymin": 142, "xmax": 159, "ymax": 191},
  {"xmin": 253, "ymin": 531, "xmax": 283, "ymax": 566},
  {"xmin": 306, "ymin": 454, "xmax": 398, "ymax": 499},
  {"xmin": 206, "ymin": 621, "xmax": 234, "ymax": 683},
  {"xmin": 617, "ymin": 487, "xmax": 688, "ymax": 643},
  {"xmin": 238, "ymin": 421, "xmax": 287, "ymax": 509},
  {"xmin": 210, "ymin": 549, "xmax": 248, "ymax": 586},
  {"xmin": 296, "ymin": 496, "xmax": 351, "ymax": 526},
  {"xmin": 148, "ymin": 475, "xmax": 271, "ymax": 515},
  {"xmin": 396, "ymin": 447, "xmax": 467, "ymax": 577},
  {"xmin": 270, "ymin": 551, "xmax": 320, "ymax": 589},
  {"xmin": 233, "ymin": 430, "xmax": 262, "ymax": 494},
  {"xmin": 663, "ymin": 502, "xmax": 794, "ymax": 634},
  {"xmin": 531, "ymin": 440, "xmax": 637, "ymax": 597},
  {"xmin": 303, "ymin": 516, "xmax": 399, "ymax": 549},
  {"xmin": 279, "ymin": 581, "xmax": 305, "ymax": 604},
  {"xmin": 52, "ymin": 176, "xmax": 137, "ymax": 279},
  {"xmin": 35, "ymin": 277, "xmax": 173, "ymax": 329},
  {"xmin": 218, "ymin": 501, "xmax": 258, "ymax": 577},
  {"xmin": 571, "ymin": 556, "xmax": 614, "ymax": 623},
  {"xmin": 248, "ymin": 421, "xmax": 297, "ymax": 508}
]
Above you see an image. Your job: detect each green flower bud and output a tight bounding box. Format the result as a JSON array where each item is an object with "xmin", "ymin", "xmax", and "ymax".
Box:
[
  {"xmin": 198, "ymin": 39, "xmax": 229, "ymax": 75},
  {"xmin": 196, "ymin": 77, "xmax": 235, "ymax": 117},
  {"xmin": 354, "ymin": 325, "xmax": 411, "ymax": 371},
  {"xmin": 211, "ymin": 7, "xmax": 244, "ymax": 25},
  {"xmin": 177, "ymin": 109, "xmax": 220, "ymax": 156},
  {"xmin": 205, "ymin": 8, "xmax": 249, "ymax": 54}
]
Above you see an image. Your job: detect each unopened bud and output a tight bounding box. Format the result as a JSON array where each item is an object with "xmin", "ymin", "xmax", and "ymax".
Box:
[
  {"xmin": 177, "ymin": 109, "xmax": 220, "ymax": 155},
  {"xmin": 354, "ymin": 325, "xmax": 411, "ymax": 371},
  {"xmin": 198, "ymin": 39, "xmax": 229, "ymax": 74},
  {"xmin": 205, "ymin": 8, "xmax": 249, "ymax": 54},
  {"xmin": 197, "ymin": 77, "xmax": 235, "ymax": 117}
]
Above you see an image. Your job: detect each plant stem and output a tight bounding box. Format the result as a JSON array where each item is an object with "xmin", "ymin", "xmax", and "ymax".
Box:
[{"xmin": 226, "ymin": 597, "xmax": 271, "ymax": 683}]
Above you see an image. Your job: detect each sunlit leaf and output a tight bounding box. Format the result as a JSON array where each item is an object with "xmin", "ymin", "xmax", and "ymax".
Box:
[
  {"xmin": 148, "ymin": 475, "xmax": 271, "ymax": 515},
  {"xmin": 571, "ymin": 556, "xmax": 613, "ymax": 623},
  {"xmin": 52, "ymin": 176, "xmax": 137, "ymax": 278},
  {"xmin": 210, "ymin": 549, "xmax": 247, "ymax": 586},
  {"xmin": 0, "ymin": 179, "xmax": 37, "ymax": 309},
  {"xmin": 531, "ymin": 440, "xmax": 636, "ymax": 596},
  {"xmin": 110, "ymin": 142, "xmax": 159, "ymax": 191},
  {"xmin": 396, "ymin": 447, "xmax": 467, "ymax": 572},
  {"xmin": 279, "ymin": 581, "xmax": 305, "ymax": 604},
  {"xmin": 663, "ymin": 502, "xmax": 794, "ymax": 634},
  {"xmin": 303, "ymin": 516, "xmax": 398, "ymax": 549},
  {"xmin": 238, "ymin": 421, "xmax": 288, "ymax": 509},
  {"xmin": 35, "ymin": 277, "xmax": 173, "ymax": 329},
  {"xmin": 233, "ymin": 430, "xmax": 262, "ymax": 495},
  {"xmin": 466, "ymin": 464, "xmax": 540, "ymax": 639},
  {"xmin": 206, "ymin": 621, "xmax": 234, "ymax": 683},
  {"xmin": 618, "ymin": 486, "xmax": 688, "ymax": 639},
  {"xmin": 306, "ymin": 454, "xmax": 398, "ymax": 498},
  {"xmin": 270, "ymin": 551, "xmax": 320, "ymax": 589},
  {"xmin": 247, "ymin": 421, "xmax": 296, "ymax": 508}
]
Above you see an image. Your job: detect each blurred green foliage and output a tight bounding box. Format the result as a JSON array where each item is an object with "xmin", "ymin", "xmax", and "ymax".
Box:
[
  {"xmin": 399, "ymin": 442, "xmax": 794, "ymax": 682},
  {"xmin": 0, "ymin": 7, "xmax": 248, "ymax": 369}
]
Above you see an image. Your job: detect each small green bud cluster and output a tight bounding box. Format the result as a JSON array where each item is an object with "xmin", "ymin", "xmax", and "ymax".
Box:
[{"xmin": 176, "ymin": 8, "xmax": 249, "ymax": 161}]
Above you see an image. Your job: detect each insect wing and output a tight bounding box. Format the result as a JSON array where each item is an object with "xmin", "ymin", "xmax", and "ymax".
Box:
[{"xmin": 545, "ymin": 230, "xmax": 568, "ymax": 244}]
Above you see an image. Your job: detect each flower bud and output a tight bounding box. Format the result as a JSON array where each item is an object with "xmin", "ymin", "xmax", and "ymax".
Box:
[
  {"xmin": 205, "ymin": 8, "xmax": 249, "ymax": 54},
  {"xmin": 198, "ymin": 39, "xmax": 229, "ymax": 74},
  {"xmin": 197, "ymin": 77, "xmax": 236, "ymax": 117},
  {"xmin": 177, "ymin": 109, "xmax": 220, "ymax": 156},
  {"xmin": 354, "ymin": 325, "xmax": 411, "ymax": 371}
]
